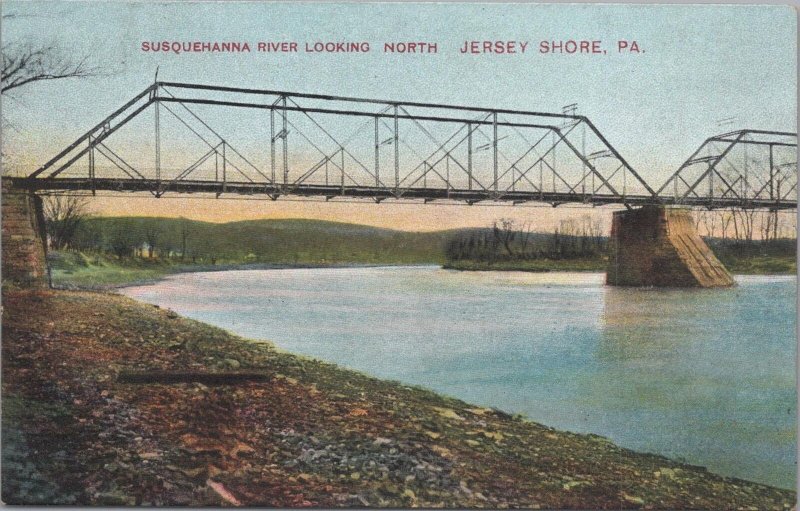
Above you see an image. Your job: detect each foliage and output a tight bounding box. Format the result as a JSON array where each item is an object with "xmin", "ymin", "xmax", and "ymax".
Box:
[
  {"xmin": 67, "ymin": 217, "xmax": 449, "ymax": 265},
  {"xmin": 708, "ymin": 238, "xmax": 797, "ymax": 274},
  {"xmin": 42, "ymin": 195, "xmax": 89, "ymax": 250},
  {"xmin": 445, "ymin": 216, "xmax": 607, "ymax": 265}
]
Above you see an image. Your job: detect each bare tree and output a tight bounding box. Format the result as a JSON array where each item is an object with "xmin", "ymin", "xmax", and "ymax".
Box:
[
  {"xmin": 759, "ymin": 211, "xmax": 773, "ymax": 243},
  {"xmin": 492, "ymin": 218, "xmax": 517, "ymax": 257},
  {"xmin": 519, "ymin": 221, "xmax": 534, "ymax": 257},
  {"xmin": 720, "ymin": 211, "xmax": 733, "ymax": 242},
  {"xmin": 701, "ymin": 210, "xmax": 717, "ymax": 238},
  {"xmin": 43, "ymin": 194, "xmax": 89, "ymax": 250},
  {"xmin": 730, "ymin": 208, "xmax": 741, "ymax": 241},
  {"xmin": 2, "ymin": 14, "xmax": 105, "ymax": 175},
  {"xmin": 692, "ymin": 210, "xmax": 702, "ymax": 232},
  {"xmin": 770, "ymin": 210, "xmax": 779, "ymax": 241},
  {"xmin": 1, "ymin": 20, "xmax": 101, "ymax": 95},
  {"xmin": 739, "ymin": 209, "xmax": 756, "ymax": 242},
  {"xmin": 557, "ymin": 218, "xmax": 579, "ymax": 257},
  {"xmin": 592, "ymin": 218, "xmax": 605, "ymax": 251}
]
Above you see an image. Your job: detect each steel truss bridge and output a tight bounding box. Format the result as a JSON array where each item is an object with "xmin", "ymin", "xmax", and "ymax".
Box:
[{"xmin": 8, "ymin": 82, "xmax": 798, "ymax": 210}]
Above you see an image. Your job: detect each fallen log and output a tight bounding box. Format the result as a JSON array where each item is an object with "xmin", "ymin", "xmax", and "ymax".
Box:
[{"xmin": 117, "ymin": 371, "xmax": 271, "ymax": 385}]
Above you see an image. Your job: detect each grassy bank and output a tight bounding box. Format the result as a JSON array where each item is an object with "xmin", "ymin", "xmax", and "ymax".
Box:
[
  {"xmin": 714, "ymin": 253, "xmax": 796, "ymax": 275},
  {"xmin": 443, "ymin": 257, "xmax": 606, "ymax": 273},
  {"xmin": 443, "ymin": 253, "xmax": 797, "ymax": 275},
  {"xmin": 49, "ymin": 251, "xmax": 176, "ymax": 288},
  {"xmin": 2, "ymin": 288, "xmax": 795, "ymax": 507},
  {"xmin": 48, "ymin": 251, "xmax": 420, "ymax": 290}
]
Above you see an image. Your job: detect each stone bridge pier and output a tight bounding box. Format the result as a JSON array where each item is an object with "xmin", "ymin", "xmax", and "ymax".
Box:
[
  {"xmin": 606, "ymin": 205, "xmax": 734, "ymax": 287},
  {"xmin": 2, "ymin": 182, "xmax": 49, "ymax": 289}
]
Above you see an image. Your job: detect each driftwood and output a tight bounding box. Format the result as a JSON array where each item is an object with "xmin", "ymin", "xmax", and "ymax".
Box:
[{"xmin": 117, "ymin": 371, "xmax": 271, "ymax": 385}]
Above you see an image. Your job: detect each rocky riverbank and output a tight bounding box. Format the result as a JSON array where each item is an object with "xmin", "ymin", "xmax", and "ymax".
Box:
[{"xmin": 2, "ymin": 288, "xmax": 795, "ymax": 508}]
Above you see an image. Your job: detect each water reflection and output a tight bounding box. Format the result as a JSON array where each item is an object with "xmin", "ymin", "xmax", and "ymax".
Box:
[{"xmin": 597, "ymin": 280, "xmax": 796, "ymax": 488}]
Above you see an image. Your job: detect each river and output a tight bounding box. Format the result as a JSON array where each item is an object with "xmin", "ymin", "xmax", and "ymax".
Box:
[{"xmin": 122, "ymin": 267, "xmax": 797, "ymax": 489}]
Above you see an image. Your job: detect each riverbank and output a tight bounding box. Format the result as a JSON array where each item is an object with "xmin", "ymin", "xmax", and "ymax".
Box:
[
  {"xmin": 2, "ymin": 288, "xmax": 795, "ymax": 507},
  {"xmin": 48, "ymin": 252, "xmax": 425, "ymax": 290},
  {"xmin": 49, "ymin": 246, "xmax": 796, "ymax": 290},
  {"xmin": 714, "ymin": 253, "xmax": 796, "ymax": 275},
  {"xmin": 443, "ymin": 258, "xmax": 606, "ymax": 273},
  {"xmin": 443, "ymin": 253, "xmax": 796, "ymax": 275}
]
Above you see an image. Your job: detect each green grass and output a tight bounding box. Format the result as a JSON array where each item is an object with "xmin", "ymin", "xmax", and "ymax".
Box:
[
  {"xmin": 443, "ymin": 257, "xmax": 606, "ymax": 272},
  {"xmin": 716, "ymin": 254, "xmax": 796, "ymax": 275},
  {"xmin": 445, "ymin": 254, "xmax": 797, "ymax": 275},
  {"xmin": 711, "ymin": 240, "xmax": 796, "ymax": 275},
  {"xmin": 49, "ymin": 252, "xmax": 174, "ymax": 288}
]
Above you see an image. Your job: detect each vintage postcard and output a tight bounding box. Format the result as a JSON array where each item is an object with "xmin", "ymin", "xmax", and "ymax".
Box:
[{"xmin": 1, "ymin": 1, "xmax": 796, "ymax": 508}]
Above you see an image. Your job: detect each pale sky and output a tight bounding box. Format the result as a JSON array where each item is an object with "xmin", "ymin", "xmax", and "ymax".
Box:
[{"xmin": 1, "ymin": 2, "xmax": 796, "ymax": 231}]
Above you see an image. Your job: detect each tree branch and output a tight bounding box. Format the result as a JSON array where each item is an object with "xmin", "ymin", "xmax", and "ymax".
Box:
[{"xmin": 1, "ymin": 41, "xmax": 101, "ymax": 94}]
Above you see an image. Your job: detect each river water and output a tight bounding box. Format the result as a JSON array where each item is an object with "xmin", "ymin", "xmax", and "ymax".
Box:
[{"xmin": 122, "ymin": 267, "xmax": 796, "ymax": 489}]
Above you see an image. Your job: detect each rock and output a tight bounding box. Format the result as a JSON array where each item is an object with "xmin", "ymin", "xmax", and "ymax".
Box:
[
  {"xmin": 206, "ymin": 479, "xmax": 241, "ymax": 506},
  {"xmin": 94, "ymin": 490, "xmax": 136, "ymax": 506},
  {"xmin": 622, "ymin": 493, "xmax": 645, "ymax": 505}
]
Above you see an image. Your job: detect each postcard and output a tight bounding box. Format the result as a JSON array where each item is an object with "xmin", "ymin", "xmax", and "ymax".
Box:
[{"xmin": 1, "ymin": 1, "xmax": 796, "ymax": 508}]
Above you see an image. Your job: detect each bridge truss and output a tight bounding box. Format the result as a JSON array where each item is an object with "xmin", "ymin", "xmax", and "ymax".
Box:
[
  {"xmin": 9, "ymin": 82, "xmax": 798, "ymax": 210},
  {"xmin": 657, "ymin": 130, "xmax": 797, "ymax": 210}
]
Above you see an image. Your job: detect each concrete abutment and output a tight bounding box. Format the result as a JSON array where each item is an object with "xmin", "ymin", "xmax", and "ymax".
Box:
[{"xmin": 606, "ymin": 205, "xmax": 734, "ymax": 287}]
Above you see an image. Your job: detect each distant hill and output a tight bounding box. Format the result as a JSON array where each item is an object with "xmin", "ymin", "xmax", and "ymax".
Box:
[{"xmin": 74, "ymin": 217, "xmax": 453, "ymax": 265}]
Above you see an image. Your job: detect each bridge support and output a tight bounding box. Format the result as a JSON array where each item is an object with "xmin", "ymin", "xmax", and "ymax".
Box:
[
  {"xmin": 606, "ymin": 205, "xmax": 734, "ymax": 287},
  {"xmin": 2, "ymin": 181, "xmax": 49, "ymax": 289}
]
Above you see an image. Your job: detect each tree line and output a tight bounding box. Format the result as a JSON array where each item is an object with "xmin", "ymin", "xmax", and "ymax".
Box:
[
  {"xmin": 693, "ymin": 208, "xmax": 795, "ymax": 244},
  {"xmin": 42, "ymin": 195, "xmax": 795, "ymax": 266},
  {"xmin": 44, "ymin": 196, "xmax": 207, "ymax": 262},
  {"xmin": 445, "ymin": 215, "xmax": 607, "ymax": 263}
]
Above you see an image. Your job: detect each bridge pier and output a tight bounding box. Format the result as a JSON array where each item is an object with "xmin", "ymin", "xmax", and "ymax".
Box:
[
  {"xmin": 606, "ymin": 205, "xmax": 734, "ymax": 287},
  {"xmin": 2, "ymin": 181, "xmax": 49, "ymax": 289}
]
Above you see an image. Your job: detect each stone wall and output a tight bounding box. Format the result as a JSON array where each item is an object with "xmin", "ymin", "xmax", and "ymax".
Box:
[
  {"xmin": 2, "ymin": 182, "xmax": 49, "ymax": 288},
  {"xmin": 606, "ymin": 205, "xmax": 734, "ymax": 287}
]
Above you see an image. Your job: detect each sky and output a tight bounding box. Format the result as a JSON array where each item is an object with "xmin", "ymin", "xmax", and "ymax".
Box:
[{"xmin": 1, "ymin": 2, "xmax": 796, "ymax": 231}]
